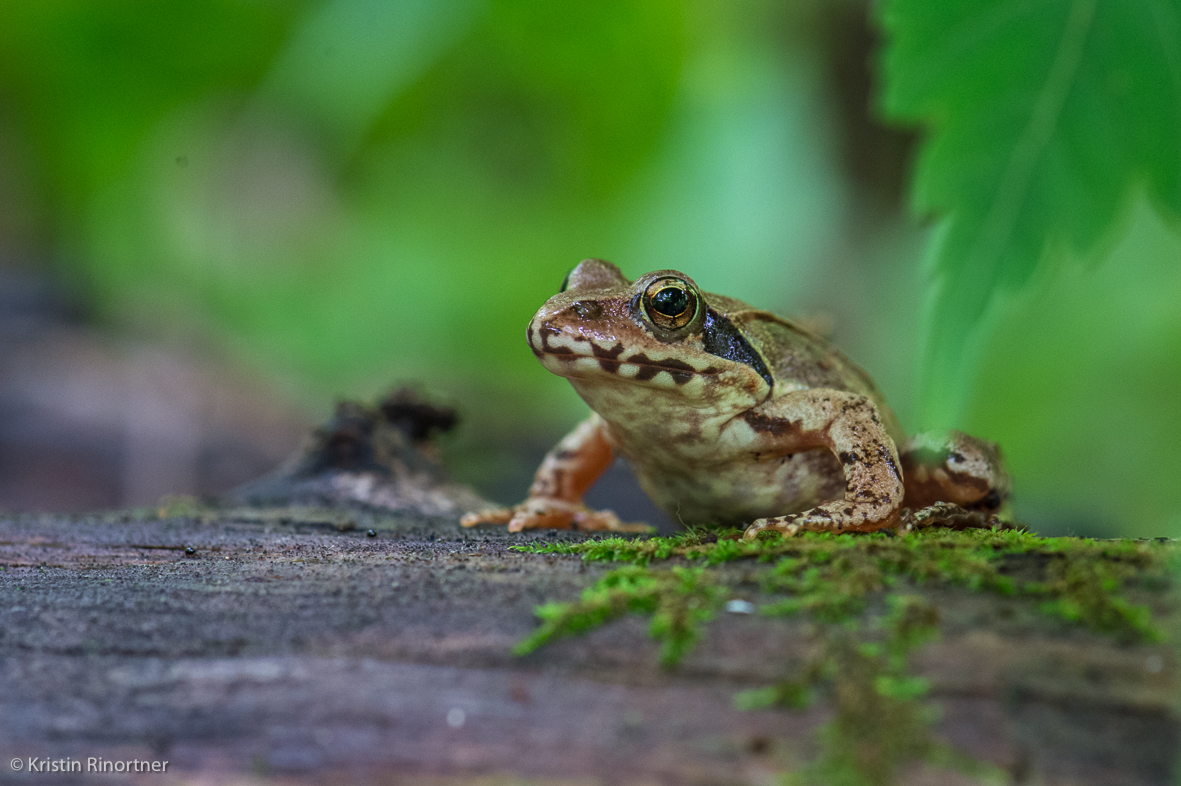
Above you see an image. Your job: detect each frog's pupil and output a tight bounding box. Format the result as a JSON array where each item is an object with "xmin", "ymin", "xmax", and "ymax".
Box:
[
  {"xmin": 559, "ymin": 272, "xmax": 572, "ymax": 293},
  {"xmin": 651, "ymin": 286, "xmax": 689, "ymax": 317}
]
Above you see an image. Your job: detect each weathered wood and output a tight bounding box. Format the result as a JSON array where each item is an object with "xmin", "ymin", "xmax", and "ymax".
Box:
[{"xmin": 0, "ymin": 509, "xmax": 1176, "ymax": 785}]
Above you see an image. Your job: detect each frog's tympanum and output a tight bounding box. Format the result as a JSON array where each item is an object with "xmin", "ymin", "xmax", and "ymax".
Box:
[{"xmin": 463, "ymin": 260, "xmax": 1010, "ymax": 539}]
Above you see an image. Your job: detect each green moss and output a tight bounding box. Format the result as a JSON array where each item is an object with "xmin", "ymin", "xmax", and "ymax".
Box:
[
  {"xmin": 513, "ymin": 527, "xmax": 1173, "ymax": 785},
  {"xmin": 738, "ymin": 596, "xmax": 1005, "ymax": 786},
  {"xmin": 795, "ymin": 598, "xmax": 941, "ymax": 786},
  {"xmin": 512, "ymin": 564, "xmax": 723, "ymax": 667},
  {"xmin": 1035, "ymin": 544, "xmax": 1162, "ymax": 642},
  {"xmin": 514, "ymin": 527, "xmax": 1168, "ymax": 642}
]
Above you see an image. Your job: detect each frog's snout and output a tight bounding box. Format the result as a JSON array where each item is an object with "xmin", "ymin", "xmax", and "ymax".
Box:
[
  {"xmin": 527, "ymin": 297, "xmax": 611, "ymax": 358},
  {"xmin": 526, "ymin": 317, "xmax": 590, "ymax": 360},
  {"xmin": 526, "ymin": 299, "xmax": 634, "ymax": 383},
  {"xmin": 525, "ymin": 310, "xmax": 577, "ymax": 362},
  {"xmin": 568, "ymin": 300, "xmax": 602, "ymax": 321}
]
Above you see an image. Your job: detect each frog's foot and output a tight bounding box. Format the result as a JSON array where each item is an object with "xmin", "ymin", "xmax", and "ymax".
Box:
[
  {"xmin": 460, "ymin": 499, "xmax": 649, "ymax": 533},
  {"xmin": 742, "ymin": 516, "xmax": 806, "ymax": 539},
  {"xmin": 742, "ymin": 501, "xmax": 899, "ymax": 540},
  {"xmin": 460, "ymin": 508, "xmax": 517, "ymax": 528},
  {"xmin": 897, "ymin": 502, "xmax": 1019, "ymax": 533},
  {"xmin": 570, "ymin": 510, "xmax": 652, "ymax": 532}
]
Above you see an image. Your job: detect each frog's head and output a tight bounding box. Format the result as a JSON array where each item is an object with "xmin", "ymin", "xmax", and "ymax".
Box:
[{"xmin": 527, "ymin": 259, "xmax": 773, "ymax": 407}]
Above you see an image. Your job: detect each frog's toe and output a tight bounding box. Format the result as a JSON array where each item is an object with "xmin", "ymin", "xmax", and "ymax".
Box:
[
  {"xmin": 461, "ymin": 502, "xmax": 579, "ymax": 531},
  {"xmin": 898, "ymin": 503, "xmax": 1016, "ymax": 533},
  {"xmin": 460, "ymin": 509, "xmax": 514, "ymax": 528},
  {"xmin": 571, "ymin": 510, "xmax": 619, "ymax": 531},
  {"xmin": 507, "ymin": 508, "xmax": 577, "ymax": 532},
  {"xmin": 464, "ymin": 497, "xmax": 650, "ymax": 534},
  {"xmin": 571, "ymin": 509, "xmax": 650, "ymax": 532},
  {"xmin": 743, "ymin": 516, "xmax": 802, "ymax": 540}
]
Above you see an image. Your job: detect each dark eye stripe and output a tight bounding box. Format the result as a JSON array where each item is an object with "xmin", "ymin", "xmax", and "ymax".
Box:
[{"xmin": 701, "ymin": 308, "xmax": 773, "ymax": 390}]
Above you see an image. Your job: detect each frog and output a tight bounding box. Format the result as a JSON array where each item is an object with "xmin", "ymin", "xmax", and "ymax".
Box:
[{"xmin": 462, "ymin": 259, "xmax": 1010, "ymax": 539}]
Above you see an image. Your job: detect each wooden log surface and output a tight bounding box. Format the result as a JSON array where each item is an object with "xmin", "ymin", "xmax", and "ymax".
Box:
[{"xmin": 0, "ymin": 508, "xmax": 1176, "ymax": 785}]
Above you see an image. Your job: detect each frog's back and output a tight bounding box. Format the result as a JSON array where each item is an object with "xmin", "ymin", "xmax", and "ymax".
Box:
[{"xmin": 704, "ymin": 292, "xmax": 904, "ymax": 440}]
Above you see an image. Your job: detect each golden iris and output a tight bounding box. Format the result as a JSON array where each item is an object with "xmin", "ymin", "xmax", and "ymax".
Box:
[{"xmin": 643, "ymin": 278, "xmax": 697, "ymax": 329}]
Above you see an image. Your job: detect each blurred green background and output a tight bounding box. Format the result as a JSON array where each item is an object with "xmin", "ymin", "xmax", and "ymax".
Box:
[{"xmin": 0, "ymin": 0, "xmax": 1178, "ymax": 537}]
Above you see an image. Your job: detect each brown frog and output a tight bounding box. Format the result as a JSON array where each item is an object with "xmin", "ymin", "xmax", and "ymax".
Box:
[{"xmin": 463, "ymin": 259, "xmax": 1009, "ymax": 539}]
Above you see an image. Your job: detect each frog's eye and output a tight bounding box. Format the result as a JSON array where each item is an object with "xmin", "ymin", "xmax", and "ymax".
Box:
[
  {"xmin": 643, "ymin": 278, "xmax": 698, "ymax": 330},
  {"xmin": 559, "ymin": 270, "xmax": 572, "ymax": 293}
]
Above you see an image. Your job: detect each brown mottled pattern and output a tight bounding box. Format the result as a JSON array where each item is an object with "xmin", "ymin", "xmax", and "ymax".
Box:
[
  {"xmin": 742, "ymin": 410, "xmax": 793, "ymax": 437},
  {"xmin": 471, "ymin": 258, "xmax": 1009, "ymax": 537},
  {"xmin": 901, "ymin": 431, "xmax": 1009, "ymax": 511},
  {"xmin": 624, "ymin": 354, "xmax": 697, "ymax": 384},
  {"xmin": 590, "ymin": 342, "xmax": 626, "ymax": 373},
  {"xmin": 731, "ymin": 311, "xmax": 904, "ymax": 442}
]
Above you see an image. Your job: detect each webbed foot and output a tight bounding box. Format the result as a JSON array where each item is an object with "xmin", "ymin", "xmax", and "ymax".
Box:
[
  {"xmin": 742, "ymin": 502, "xmax": 1020, "ymax": 540},
  {"xmin": 460, "ymin": 499, "xmax": 649, "ymax": 532},
  {"xmin": 897, "ymin": 502, "xmax": 1019, "ymax": 533}
]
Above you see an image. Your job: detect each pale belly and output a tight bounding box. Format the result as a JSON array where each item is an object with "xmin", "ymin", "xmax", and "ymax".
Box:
[{"xmin": 625, "ymin": 448, "xmax": 846, "ymax": 527}]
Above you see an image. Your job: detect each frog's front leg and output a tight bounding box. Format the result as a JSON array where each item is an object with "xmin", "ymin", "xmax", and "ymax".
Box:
[
  {"xmin": 741, "ymin": 390, "xmax": 904, "ymax": 540},
  {"xmin": 461, "ymin": 414, "xmax": 645, "ymax": 532}
]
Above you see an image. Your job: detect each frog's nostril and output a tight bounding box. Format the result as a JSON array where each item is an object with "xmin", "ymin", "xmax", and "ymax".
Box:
[{"xmin": 570, "ymin": 301, "xmax": 602, "ymax": 320}]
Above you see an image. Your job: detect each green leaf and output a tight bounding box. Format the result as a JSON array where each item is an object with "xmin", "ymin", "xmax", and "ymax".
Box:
[{"xmin": 878, "ymin": 0, "xmax": 1181, "ymax": 428}]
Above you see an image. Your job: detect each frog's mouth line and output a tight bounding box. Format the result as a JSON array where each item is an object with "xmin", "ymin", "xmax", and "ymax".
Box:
[
  {"xmin": 536, "ymin": 347, "xmax": 722, "ymax": 386},
  {"xmin": 529, "ymin": 323, "xmax": 721, "ymax": 386}
]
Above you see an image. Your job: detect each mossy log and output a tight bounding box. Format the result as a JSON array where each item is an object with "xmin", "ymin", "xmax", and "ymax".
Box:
[{"xmin": 0, "ymin": 507, "xmax": 1176, "ymax": 786}]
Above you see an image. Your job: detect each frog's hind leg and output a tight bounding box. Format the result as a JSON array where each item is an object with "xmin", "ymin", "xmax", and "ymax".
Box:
[
  {"xmin": 894, "ymin": 430, "xmax": 1014, "ymax": 532},
  {"xmin": 900, "ymin": 430, "xmax": 1010, "ymax": 513},
  {"xmin": 752, "ymin": 429, "xmax": 1016, "ymax": 537}
]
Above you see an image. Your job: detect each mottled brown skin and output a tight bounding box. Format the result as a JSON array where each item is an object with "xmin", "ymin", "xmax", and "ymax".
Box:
[{"xmin": 461, "ymin": 259, "xmax": 1010, "ymax": 538}]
